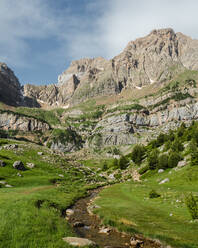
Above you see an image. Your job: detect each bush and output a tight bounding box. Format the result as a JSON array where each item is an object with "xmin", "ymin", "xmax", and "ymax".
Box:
[
  {"xmin": 139, "ymin": 165, "xmax": 149, "ymax": 175},
  {"xmin": 156, "ymin": 133, "xmax": 168, "ymax": 146},
  {"xmin": 131, "ymin": 144, "xmax": 146, "ymax": 165},
  {"xmin": 185, "ymin": 193, "xmax": 198, "ymax": 219},
  {"xmin": 158, "ymin": 154, "xmax": 169, "ymax": 169},
  {"xmin": 118, "ymin": 156, "xmax": 128, "ymax": 170},
  {"xmin": 163, "ymin": 140, "xmax": 172, "ymax": 152},
  {"xmin": 190, "ymin": 150, "xmax": 198, "ymax": 166},
  {"xmin": 168, "ymin": 152, "xmax": 181, "ymax": 168},
  {"xmin": 102, "ymin": 162, "xmax": 108, "ymax": 171},
  {"xmin": 148, "ymin": 149, "xmax": 158, "ymax": 170},
  {"xmin": 149, "ymin": 189, "xmax": 161, "ymax": 199},
  {"xmin": 177, "ymin": 122, "xmax": 186, "ymax": 137},
  {"xmin": 112, "ymin": 158, "xmax": 119, "ymax": 168},
  {"xmin": 171, "ymin": 138, "xmax": 184, "ymax": 152}
]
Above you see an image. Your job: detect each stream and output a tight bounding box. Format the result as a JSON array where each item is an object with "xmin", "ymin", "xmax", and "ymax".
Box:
[{"xmin": 67, "ymin": 187, "xmax": 163, "ymax": 248}]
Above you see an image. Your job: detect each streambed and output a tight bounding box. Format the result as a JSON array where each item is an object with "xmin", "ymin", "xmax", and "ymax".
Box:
[{"xmin": 67, "ymin": 187, "xmax": 162, "ymax": 248}]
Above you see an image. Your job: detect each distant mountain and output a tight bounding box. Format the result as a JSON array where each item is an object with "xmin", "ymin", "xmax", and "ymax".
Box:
[{"xmin": 1, "ymin": 28, "xmax": 198, "ymax": 107}]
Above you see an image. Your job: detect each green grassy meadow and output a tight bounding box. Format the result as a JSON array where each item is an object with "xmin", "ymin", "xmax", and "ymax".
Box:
[
  {"xmin": 0, "ymin": 139, "xmax": 87, "ymax": 248},
  {"xmin": 94, "ymin": 166, "xmax": 198, "ymax": 248}
]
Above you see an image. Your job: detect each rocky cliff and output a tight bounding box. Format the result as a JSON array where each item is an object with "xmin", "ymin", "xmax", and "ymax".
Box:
[
  {"xmin": 23, "ymin": 28, "xmax": 198, "ymax": 107},
  {"xmin": 0, "ymin": 110, "xmax": 50, "ymax": 132},
  {"xmin": 0, "ymin": 63, "xmax": 23, "ymax": 106}
]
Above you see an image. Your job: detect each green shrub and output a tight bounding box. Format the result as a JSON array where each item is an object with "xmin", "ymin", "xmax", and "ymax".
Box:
[
  {"xmin": 131, "ymin": 144, "xmax": 146, "ymax": 165},
  {"xmin": 149, "ymin": 189, "xmax": 161, "ymax": 199},
  {"xmin": 139, "ymin": 165, "xmax": 149, "ymax": 175},
  {"xmin": 190, "ymin": 149, "xmax": 198, "ymax": 166},
  {"xmin": 112, "ymin": 158, "xmax": 119, "ymax": 168},
  {"xmin": 171, "ymin": 138, "xmax": 184, "ymax": 152},
  {"xmin": 147, "ymin": 149, "xmax": 158, "ymax": 170},
  {"xmin": 0, "ymin": 130, "xmax": 8, "ymax": 138},
  {"xmin": 156, "ymin": 133, "xmax": 168, "ymax": 146},
  {"xmin": 118, "ymin": 156, "xmax": 129, "ymax": 170},
  {"xmin": 158, "ymin": 154, "xmax": 169, "ymax": 169},
  {"xmin": 163, "ymin": 140, "xmax": 172, "ymax": 152},
  {"xmin": 102, "ymin": 162, "xmax": 108, "ymax": 171},
  {"xmin": 185, "ymin": 193, "xmax": 198, "ymax": 219},
  {"xmin": 177, "ymin": 122, "xmax": 186, "ymax": 137},
  {"xmin": 168, "ymin": 152, "xmax": 181, "ymax": 168},
  {"xmin": 114, "ymin": 173, "xmax": 122, "ymax": 180}
]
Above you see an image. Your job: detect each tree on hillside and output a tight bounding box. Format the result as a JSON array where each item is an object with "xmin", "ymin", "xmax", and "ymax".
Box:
[
  {"xmin": 168, "ymin": 151, "xmax": 181, "ymax": 168},
  {"xmin": 118, "ymin": 156, "xmax": 128, "ymax": 170},
  {"xmin": 158, "ymin": 154, "xmax": 169, "ymax": 169},
  {"xmin": 131, "ymin": 144, "xmax": 146, "ymax": 165},
  {"xmin": 148, "ymin": 149, "xmax": 158, "ymax": 170}
]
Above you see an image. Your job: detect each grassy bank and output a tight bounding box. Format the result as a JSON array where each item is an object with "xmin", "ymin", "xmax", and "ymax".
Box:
[{"xmin": 94, "ymin": 165, "xmax": 198, "ymax": 248}]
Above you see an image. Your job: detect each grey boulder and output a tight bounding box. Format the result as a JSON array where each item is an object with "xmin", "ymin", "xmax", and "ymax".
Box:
[{"xmin": 13, "ymin": 161, "xmax": 26, "ymax": 171}]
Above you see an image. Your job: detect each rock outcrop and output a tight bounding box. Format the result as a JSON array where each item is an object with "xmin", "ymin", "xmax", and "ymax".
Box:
[
  {"xmin": 23, "ymin": 28, "xmax": 198, "ymax": 107},
  {"xmin": 0, "ymin": 63, "xmax": 22, "ymax": 106},
  {"xmin": 0, "ymin": 111, "xmax": 50, "ymax": 132}
]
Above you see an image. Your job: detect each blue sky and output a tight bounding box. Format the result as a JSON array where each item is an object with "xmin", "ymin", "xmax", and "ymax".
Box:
[{"xmin": 0, "ymin": 0, "xmax": 198, "ymax": 85}]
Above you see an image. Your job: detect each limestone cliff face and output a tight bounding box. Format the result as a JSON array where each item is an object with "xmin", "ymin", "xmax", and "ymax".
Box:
[
  {"xmin": 24, "ymin": 28, "xmax": 198, "ymax": 107},
  {"xmin": 0, "ymin": 63, "xmax": 22, "ymax": 106},
  {"xmin": 0, "ymin": 111, "xmax": 50, "ymax": 132},
  {"xmin": 87, "ymin": 100, "xmax": 198, "ymax": 148}
]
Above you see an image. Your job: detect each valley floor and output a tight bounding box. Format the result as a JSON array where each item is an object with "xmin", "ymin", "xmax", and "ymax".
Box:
[{"xmin": 94, "ymin": 166, "xmax": 198, "ymax": 248}]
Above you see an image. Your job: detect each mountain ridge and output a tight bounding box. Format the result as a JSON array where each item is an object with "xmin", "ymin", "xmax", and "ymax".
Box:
[
  {"xmin": 23, "ymin": 28, "xmax": 198, "ymax": 108},
  {"xmin": 1, "ymin": 28, "xmax": 198, "ymax": 108}
]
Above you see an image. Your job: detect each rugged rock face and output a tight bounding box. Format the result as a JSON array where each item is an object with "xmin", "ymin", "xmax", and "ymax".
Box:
[
  {"xmin": 0, "ymin": 111, "xmax": 50, "ymax": 132},
  {"xmin": 87, "ymin": 100, "xmax": 198, "ymax": 147},
  {"xmin": 23, "ymin": 28, "xmax": 198, "ymax": 107},
  {"xmin": 88, "ymin": 114, "xmax": 137, "ymax": 147},
  {"xmin": 0, "ymin": 63, "xmax": 22, "ymax": 106}
]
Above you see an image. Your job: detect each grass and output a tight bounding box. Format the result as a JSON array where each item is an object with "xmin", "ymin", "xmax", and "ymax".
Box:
[
  {"xmin": 94, "ymin": 165, "xmax": 198, "ymax": 248},
  {"xmin": 0, "ymin": 139, "xmax": 87, "ymax": 248}
]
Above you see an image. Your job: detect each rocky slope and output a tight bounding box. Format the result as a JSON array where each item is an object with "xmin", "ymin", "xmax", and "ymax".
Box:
[{"xmin": 23, "ymin": 28, "xmax": 198, "ymax": 107}]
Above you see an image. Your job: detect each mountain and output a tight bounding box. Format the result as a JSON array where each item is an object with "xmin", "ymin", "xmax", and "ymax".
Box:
[
  {"xmin": 22, "ymin": 28, "xmax": 198, "ymax": 107},
  {"xmin": 0, "ymin": 63, "xmax": 22, "ymax": 106},
  {"xmin": 1, "ymin": 28, "xmax": 198, "ymax": 150}
]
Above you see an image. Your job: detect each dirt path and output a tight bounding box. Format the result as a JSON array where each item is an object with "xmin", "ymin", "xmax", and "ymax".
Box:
[{"xmin": 67, "ymin": 188, "xmax": 163, "ymax": 248}]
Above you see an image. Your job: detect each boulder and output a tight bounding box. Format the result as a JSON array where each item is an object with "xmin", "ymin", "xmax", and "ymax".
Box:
[
  {"xmin": 0, "ymin": 160, "xmax": 6, "ymax": 167},
  {"xmin": 13, "ymin": 161, "xmax": 26, "ymax": 171},
  {"xmin": 5, "ymin": 184, "xmax": 13, "ymax": 188},
  {"xmin": 177, "ymin": 160, "xmax": 187, "ymax": 168},
  {"xmin": 66, "ymin": 209, "xmax": 74, "ymax": 216},
  {"xmin": 130, "ymin": 237, "xmax": 144, "ymax": 247},
  {"xmin": 98, "ymin": 227, "xmax": 111, "ymax": 234},
  {"xmin": 158, "ymin": 169, "xmax": 164, "ymax": 173},
  {"xmin": 26, "ymin": 163, "xmax": 35, "ymax": 169},
  {"xmin": 62, "ymin": 237, "xmax": 97, "ymax": 247},
  {"xmin": 3, "ymin": 144, "xmax": 18, "ymax": 150},
  {"xmin": 159, "ymin": 178, "xmax": 169, "ymax": 184}
]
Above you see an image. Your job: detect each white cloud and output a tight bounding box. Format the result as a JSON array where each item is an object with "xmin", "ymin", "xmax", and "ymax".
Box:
[
  {"xmin": 0, "ymin": 0, "xmax": 62, "ymax": 67},
  {"xmin": 62, "ymin": 0, "xmax": 198, "ymax": 61}
]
